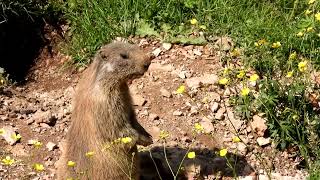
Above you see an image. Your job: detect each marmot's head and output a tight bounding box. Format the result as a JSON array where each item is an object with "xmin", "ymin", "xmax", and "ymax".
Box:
[{"xmin": 94, "ymin": 42, "xmax": 152, "ymax": 82}]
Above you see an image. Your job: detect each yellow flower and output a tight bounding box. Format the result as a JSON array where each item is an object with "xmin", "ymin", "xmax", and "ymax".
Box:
[
  {"xmin": 187, "ymin": 151, "xmax": 196, "ymax": 159},
  {"xmin": 305, "ymin": 9, "xmax": 312, "ymax": 15},
  {"xmin": 2, "ymin": 156, "xmax": 15, "ymax": 166},
  {"xmin": 67, "ymin": 161, "xmax": 76, "ymax": 167},
  {"xmin": 12, "ymin": 133, "xmax": 21, "ymax": 141},
  {"xmin": 199, "ymin": 25, "xmax": 206, "ymax": 30},
  {"xmin": 298, "ymin": 60, "xmax": 308, "ymax": 72},
  {"xmin": 289, "ymin": 52, "xmax": 297, "ymax": 60},
  {"xmin": 190, "ymin": 18, "xmax": 198, "ymax": 25},
  {"xmin": 231, "ymin": 48, "xmax": 241, "ymax": 57},
  {"xmin": 241, "ymin": 87, "xmax": 250, "ymax": 96},
  {"xmin": 219, "ymin": 148, "xmax": 228, "ymax": 157},
  {"xmin": 30, "ymin": 140, "xmax": 42, "ymax": 148},
  {"xmin": 237, "ymin": 70, "xmax": 246, "ymax": 79},
  {"xmin": 296, "ymin": 31, "xmax": 304, "ymax": 37},
  {"xmin": 232, "ymin": 136, "xmax": 241, "ymax": 143},
  {"xmin": 85, "ymin": 151, "xmax": 94, "ymax": 157},
  {"xmin": 254, "ymin": 39, "xmax": 267, "ymax": 47},
  {"xmin": 0, "ymin": 128, "xmax": 5, "ymax": 135},
  {"xmin": 307, "ymin": 27, "xmax": 314, "ymax": 32},
  {"xmin": 66, "ymin": 178, "xmax": 74, "ymax": 180},
  {"xmin": 121, "ymin": 137, "xmax": 132, "ymax": 144},
  {"xmin": 159, "ymin": 130, "xmax": 169, "ymax": 139},
  {"xmin": 33, "ymin": 163, "xmax": 44, "ymax": 171},
  {"xmin": 308, "ymin": 0, "xmax": 315, "ymax": 4},
  {"xmin": 218, "ymin": 78, "xmax": 229, "ymax": 85},
  {"xmin": 315, "ymin": 13, "xmax": 320, "ymax": 21},
  {"xmin": 271, "ymin": 41, "xmax": 281, "ymax": 48},
  {"xmin": 176, "ymin": 85, "xmax": 185, "ymax": 94},
  {"xmin": 223, "ymin": 67, "xmax": 230, "ymax": 75},
  {"xmin": 286, "ymin": 71, "xmax": 293, "ymax": 78},
  {"xmin": 194, "ymin": 123, "xmax": 204, "ymax": 132},
  {"xmin": 249, "ymin": 74, "xmax": 259, "ymax": 82}
]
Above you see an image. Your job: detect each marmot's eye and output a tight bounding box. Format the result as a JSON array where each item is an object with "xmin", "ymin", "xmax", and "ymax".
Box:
[{"xmin": 120, "ymin": 53, "xmax": 129, "ymax": 59}]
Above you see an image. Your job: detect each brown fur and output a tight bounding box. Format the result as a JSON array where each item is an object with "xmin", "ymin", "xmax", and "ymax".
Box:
[{"xmin": 57, "ymin": 42, "xmax": 153, "ymax": 180}]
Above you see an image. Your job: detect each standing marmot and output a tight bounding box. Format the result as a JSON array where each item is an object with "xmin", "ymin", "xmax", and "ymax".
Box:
[{"xmin": 57, "ymin": 42, "xmax": 153, "ymax": 180}]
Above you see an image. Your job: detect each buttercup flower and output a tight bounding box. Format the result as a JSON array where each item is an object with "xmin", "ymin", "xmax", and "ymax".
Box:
[
  {"xmin": 121, "ymin": 137, "xmax": 132, "ymax": 144},
  {"xmin": 219, "ymin": 148, "xmax": 228, "ymax": 157},
  {"xmin": 241, "ymin": 87, "xmax": 250, "ymax": 96},
  {"xmin": 85, "ymin": 151, "xmax": 95, "ymax": 157},
  {"xmin": 305, "ymin": 9, "xmax": 312, "ymax": 15},
  {"xmin": 218, "ymin": 78, "xmax": 229, "ymax": 85},
  {"xmin": 307, "ymin": 27, "xmax": 314, "ymax": 32},
  {"xmin": 67, "ymin": 161, "xmax": 76, "ymax": 167},
  {"xmin": 159, "ymin": 130, "xmax": 169, "ymax": 139},
  {"xmin": 187, "ymin": 151, "xmax": 196, "ymax": 159},
  {"xmin": 271, "ymin": 42, "xmax": 281, "ymax": 48},
  {"xmin": 237, "ymin": 70, "xmax": 246, "ymax": 79},
  {"xmin": 315, "ymin": 13, "xmax": 320, "ymax": 21},
  {"xmin": 176, "ymin": 85, "xmax": 186, "ymax": 94},
  {"xmin": 33, "ymin": 140, "xmax": 42, "ymax": 148},
  {"xmin": 297, "ymin": 32, "xmax": 304, "ymax": 37},
  {"xmin": 286, "ymin": 71, "xmax": 293, "ymax": 78},
  {"xmin": 255, "ymin": 39, "xmax": 267, "ymax": 47},
  {"xmin": 12, "ymin": 133, "xmax": 21, "ymax": 141},
  {"xmin": 231, "ymin": 48, "xmax": 241, "ymax": 57},
  {"xmin": 232, "ymin": 136, "xmax": 241, "ymax": 143},
  {"xmin": 223, "ymin": 68, "xmax": 230, "ymax": 75},
  {"xmin": 289, "ymin": 52, "xmax": 297, "ymax": 60},
  {"xmin": 33, "ymin": 163, "xmax": 44, "ymax": 171},
  {"xmin": 194, "ymin": 123, "xmax": 204, "ymax": 132},
  {"xmin": 199, "ymin": 25, "xmax": 206, "ymax": 30},
  {"xmin": 298, "ymin": 60, "xmax": 308, "ymax": 72},
  {"xmin": 249, "ymin": 74, "xmax": 259, "ymax": 82},
  {"xmin": 190, "ymin": 18, "xmax": 198, "ymax": 25},
  {"xmin": 0, "ymin": 128, "xmax": 5, "ymax": 135},
  {"xmin": 2, "ymin": 156, "xmax": 15, "ymax": 166},
  {"xmin": 309, "ymin": 0, "xmax": 315, "ymax": 4}
]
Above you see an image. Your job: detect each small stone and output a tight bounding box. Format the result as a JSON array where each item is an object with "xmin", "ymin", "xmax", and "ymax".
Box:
[
  {"xmin": 160, "ymin": 88, "xmax": 172, "ymax": 98},
  {"xmin": 10, "ymin": 144, "xmax": 28, "ymax": 156},
  {"xmin": 25, "ymin": 119, "xmax": 35, "ymax": 125},
  {"xmin": 200, "ymin": 118, "xmax": 214, "ymax": 133},
  {"xmin": 186, "ymin": 78, "xmax": 201, "ymax": 89},
  {"xmin": 177, "ymin": 71, "xmax": 187, "ymax": 79},
  {"xmin": 257, "ymin": 137, "xmax": 271, "ymax": 146},
  {"xmin": 149, "ymin": 126, "xmax": 160, "ymax": 140},
  {"xmin": 173, "ymin": 110, "xmax": 183, "ymax": 116},
  {"xmin": 1, "ymin": 126, "xmax": 20, "ymax": 145},
  {"xmin": 193, "ymin": 49, "xmax": 202, "ymax": 56},
  {"xmin": 223, "ymin": 88, "xmax": 231, "ymax": 96},
  {"xmin": 215, "ymin": 108, "xmax": 226, "ymax": 120},
  {"xmin": 152, "ymin": 48, "xmax": 162, "ymax": 57},
  {"xmin": 162, "ymin": 43, "xmax": 172, "ymax": 51},
  {"xmin": 237, "ymin": 143, "xmax": 247, "ymax": 155},
  {"xmin": 199, "ymin": 74, "xmax": 218, "ymax": 85},
  {"xmin": 251, "ymin": 115, "xmax": 267, "ymax": 137},
  {"xmin": 226, "ymin": 109, "xmax": 243, "ymax": 131},
  {"xmin": 46, "ymin": 142, "xmax": 58, "ymax": 151},
  {"xmin": 210, "ymin": 102, "xmax": 219, "ymax": 113},
  {"xmin": 132, "ymin": 94, "xmax": 147, "ymax": 106}
]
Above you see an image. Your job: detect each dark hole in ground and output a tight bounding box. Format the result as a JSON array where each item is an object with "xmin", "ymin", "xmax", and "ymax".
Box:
[{"xmin": 0, "ymin": 2, "xmax": 63, "ymax": 82}]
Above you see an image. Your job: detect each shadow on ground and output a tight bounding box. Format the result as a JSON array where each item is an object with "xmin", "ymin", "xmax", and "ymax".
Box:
[{"xmin": 139, "ymin": 146, "xmax": 254, "ymax": 180}]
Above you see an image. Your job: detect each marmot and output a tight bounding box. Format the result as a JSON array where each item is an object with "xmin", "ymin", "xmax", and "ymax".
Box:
[{"xmin": 57, "ymin": 42, "xmax": 153, "ymax": 180}]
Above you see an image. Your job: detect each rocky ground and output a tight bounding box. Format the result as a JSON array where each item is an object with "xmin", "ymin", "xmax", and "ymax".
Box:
[{"xmin": 0, "ymin": 37, "xmax": 309, "ymax": 180}]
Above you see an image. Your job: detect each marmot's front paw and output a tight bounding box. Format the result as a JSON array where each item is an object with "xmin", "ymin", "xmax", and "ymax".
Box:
[{"xmin": 138, "ymin": 135, "xmax": 153, "ymax": 146}]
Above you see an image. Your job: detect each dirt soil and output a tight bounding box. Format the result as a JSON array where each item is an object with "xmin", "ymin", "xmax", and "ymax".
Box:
[{"xmin": 0, "ymin": 37, "xmax": 308, "ymax": 180}]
